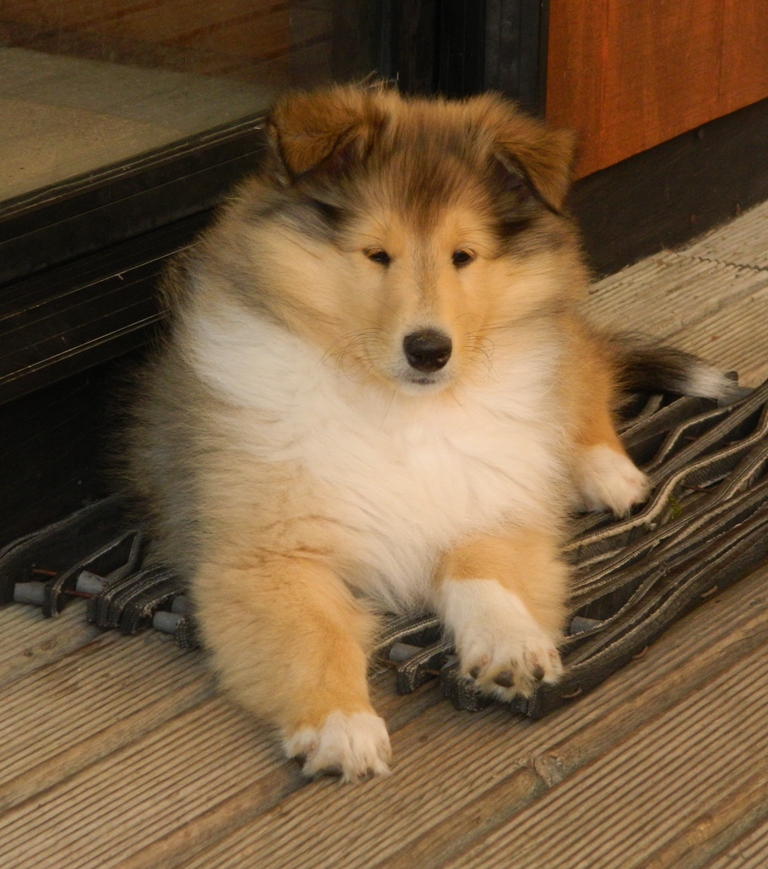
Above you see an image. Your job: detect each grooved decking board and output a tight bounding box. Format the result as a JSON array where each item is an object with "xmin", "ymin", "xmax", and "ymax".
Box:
[
  {"xmin": 707, "ymin": 814, "xmax": 768, "ymax": 869},
  {"xmin": 0, "ymin": 601, "xmax": 100, "ymax": 688},
  {"xmin": 585, "ymin": 253, "xmax": 768, "ymax": 345},
  {"xmin": 161, "ymin": 565, "xmax": 768, "ymax": 869},
  {"xmin": 634, "ymin": 771, "xmax": 768, "ymax": 868},
  {"xmin": 584, "ymin": 202, "xmax": 768, "ymax": 387},
  {"xmin": 447, "ymin": 639, "xmax": 768, "ymax": 868},
  {"xmin": 0, "ymin": 630, "xmax": 214, "ymax": 814},
  {"xmin": 0, "ymin": 633, "xmax": 440, "ymax": 869},
  {"xmin": 684, "ymin": 200, "xmax": 768, "ymax": 271},
  {"xmin": 673, "ymin": 286, "xmax": 768, "ymax": 387},
  {"xmin": 0, "ymin": 699, "xmax": 294, "ymax": 869}
]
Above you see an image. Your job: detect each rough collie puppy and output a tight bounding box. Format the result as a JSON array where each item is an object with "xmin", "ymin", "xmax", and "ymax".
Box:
[{"xmin": 125, "ymin": 84, "xmax": 731, "ymax": 781}]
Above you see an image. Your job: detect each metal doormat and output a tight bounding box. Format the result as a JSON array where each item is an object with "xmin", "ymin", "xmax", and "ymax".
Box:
[{"xmin": 3, "ymin": 377, "xmax": 768, "ymax": 719}]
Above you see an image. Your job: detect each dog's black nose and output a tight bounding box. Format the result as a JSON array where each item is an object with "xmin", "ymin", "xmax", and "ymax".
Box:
[{"xmin": 403, "ymin": 329, "xmax": 452, "ymax": 372}]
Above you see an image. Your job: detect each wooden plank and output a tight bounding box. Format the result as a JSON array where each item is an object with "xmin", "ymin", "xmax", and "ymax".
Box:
[
  {"xmin": 0, "ymin": 602, "xmax": 100, "ymax": 688},
  {"xmin": 0, "ymin": 658, "xmax": 444, "ymax": 869},
  {"xmin": 672, "ymin": 284, "xmax": 768, "ymax": 387},
  {"xmin": 636, "ymin": 770, "xmax": 768, "ymax": 868},
  {"xmin": 0, "ymin": 1, "xmax": 289, "ymax": 49},
  {"xmin": 159, "ymin": 566, "xmax": 768, "ymax": 869},
  {"xmin": 0, "ymin": 698, "xmax": 296, "ymax": 869},
  {"xmin": 597, "ymin": 0, "xmax": 721, "ymax": 169},
  {"xmin": 380, "ymin": 577, "xmax": 768, "ymax": 869},
  {"xmin": 447, "ymin": 638, "xmax": 768, "ymax": 868},
  {"xmin": 547, "ymin": 0, "xmax": 719, "ymax": 176},
  {"xmin": 0, "ymin": 630, "xmax": 213, "ymax": 813},
  {"xmin": 103, "ymin": 669, "xmax": 444, "ymax": 869},
  {"xmin": 582, "ymin": 230, "xmax": 768, "ymax": 387},
  {"xmin": 98, "ymin": 2, "xmax": 290, "ymax": 61},
  {"xmin": 584, "ymin": 251, "xmax": 768, "ymax": 345},
  {"xmin": 706, "ymin": 814, "xmax": 768, "ymax": 868},
  {"xmin": 545, "ymin": 0, "xmax": 606, "ymax": 176},
  {"xmin": 0, "ymin": 561, "xmax": 763, "ymax": 869},
  {"xmin": 1, "ymin": 0, "xmax": 293, "ymax": 76},
  {"xmin": 683, "ymin": 200, "xmax": 768, "ymax": 271}
]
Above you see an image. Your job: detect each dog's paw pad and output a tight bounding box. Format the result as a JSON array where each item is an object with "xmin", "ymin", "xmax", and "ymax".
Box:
[
  {"xmin": 464, "ymin": 628, "xmax": 563, "ymax": 699},
  {"xmin": 441, "ymin": 579, "xmax": 564, "ymax": 701},
  {"xmin": 577, "ymin": 445, "xmax": 649, "ymax": 516},
  {"xmin": 284, "ymin": 711, "xmax": 391, "ymax": 783}
]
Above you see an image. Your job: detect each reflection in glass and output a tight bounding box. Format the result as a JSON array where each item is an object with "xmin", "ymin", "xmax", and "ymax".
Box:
[{"xmin": 0, "ymin": 1, "xmax": 349, "ymax": 200}]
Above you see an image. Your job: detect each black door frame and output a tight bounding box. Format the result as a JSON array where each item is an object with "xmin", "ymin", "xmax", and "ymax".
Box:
[{"xmin": 380, "ymin": 0, "xmax": 549, "ymax": 112}]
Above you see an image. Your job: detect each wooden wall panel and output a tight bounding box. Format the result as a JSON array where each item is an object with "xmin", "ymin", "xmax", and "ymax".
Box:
[
  {"xmin": 547, "ymin": 0, "xmax": 768, "ymax": 178},
  {"xmin": 720, "ymin": 0, "xmax": 768, "ymax": 109},
  {"xmin": 543, "ymin": 0, "xmax": 606, "ymax": 176}
]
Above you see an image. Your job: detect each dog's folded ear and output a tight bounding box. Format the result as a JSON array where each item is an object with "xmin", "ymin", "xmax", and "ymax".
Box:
[
  {"xmin": 475, "ymin": 97, "xmax": 578, "ymax": 212},
  {"xmin": 266, "ymin": 85, "xmax": 388, "ymax": 182}
]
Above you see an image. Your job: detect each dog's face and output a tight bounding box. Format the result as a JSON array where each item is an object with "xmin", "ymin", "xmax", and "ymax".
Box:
[{"xmin": 241, "ymin": 85, "xmax": 581, "ymax": 395}]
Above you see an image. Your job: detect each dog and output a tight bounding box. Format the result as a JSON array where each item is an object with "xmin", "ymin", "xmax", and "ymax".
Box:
[{"xmin": 124, "ymin": 83, "xmax": 733, "ymax": 782}]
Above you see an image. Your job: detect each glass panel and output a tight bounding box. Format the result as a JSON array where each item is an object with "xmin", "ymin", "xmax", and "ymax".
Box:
[{"xmin": 0, "ymin": 1, "xmax": 379, "ymax": 202}]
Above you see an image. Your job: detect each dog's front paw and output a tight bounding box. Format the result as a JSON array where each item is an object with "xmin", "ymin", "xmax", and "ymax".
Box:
[
  {"xmin": 441, "ymin": 579, "xmax": 563, "ymax": 700},
  {"xmin": 284, "ymin": 711, "xmax": 391, "ymax": 783},
  {"xmin": 576, "ymin": 445, "xmax": 649, "ymax": 516}
]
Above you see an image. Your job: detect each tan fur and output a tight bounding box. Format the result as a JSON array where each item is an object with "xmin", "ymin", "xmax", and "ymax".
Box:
[
  {"xmin": 438, "ymin": 529, "xmax": 569, "ymax": 636},
  {"xmin": 125, "ymin": 84, "xmax": 646, "ymax": 781}
]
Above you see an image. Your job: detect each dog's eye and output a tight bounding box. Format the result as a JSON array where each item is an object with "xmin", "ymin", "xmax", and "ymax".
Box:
[
  {"xmin": 366, "ymin": 249, "xmax": 391, "ymax": 267},
  {"xmin": 452, "ymin": 249, "xmax": 474, "ymax": 268}
]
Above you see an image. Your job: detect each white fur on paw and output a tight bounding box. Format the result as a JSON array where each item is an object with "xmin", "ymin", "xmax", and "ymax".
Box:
[
  {"xmin": 438, "ymin": 579, "xmax": 563, "ymax": 700},
  {"xmin": 576, "ymin": 445, "xmax": 649, "ymax": 516},
  {"xmin": 283, "ymin": 711, "xmax": 391, "ymax": 783}
]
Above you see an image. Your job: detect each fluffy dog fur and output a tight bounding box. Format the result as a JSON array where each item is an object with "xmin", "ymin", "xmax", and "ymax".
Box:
[{"xmin": 125, "ymin": 84, "xmax": 732, "ymax": 781}]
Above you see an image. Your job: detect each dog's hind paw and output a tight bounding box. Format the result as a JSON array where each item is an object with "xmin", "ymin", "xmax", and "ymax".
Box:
[
  {"xmin": 576, "ymin": 444, "xmax": 649, "ymax": 516},
  {"xmin": 284, "ymin": 711, "xmax": 392, "ymax": 783}
]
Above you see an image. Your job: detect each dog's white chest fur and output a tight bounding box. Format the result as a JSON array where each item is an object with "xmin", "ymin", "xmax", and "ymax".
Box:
[{"xmin": 186, "ymin": 305, "xmax": 566, "ymax": 610}]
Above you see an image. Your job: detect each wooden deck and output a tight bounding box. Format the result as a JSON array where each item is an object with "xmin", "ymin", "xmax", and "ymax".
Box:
[{"xmin": 2, "ymin": 201, "xmax": 768, "ymax": 869}]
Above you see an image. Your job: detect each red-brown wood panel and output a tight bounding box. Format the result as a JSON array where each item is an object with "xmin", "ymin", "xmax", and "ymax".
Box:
[
  {"xmin": 547, "ymin": 0, "xmax": 768, "ymax": 178},
  {"xmin": 720, "ymin": 0, "xmax": 768, "ymax": 108}
]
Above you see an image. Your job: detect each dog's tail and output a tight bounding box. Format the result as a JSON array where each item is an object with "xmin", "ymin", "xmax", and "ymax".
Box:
[{"xmin": 609, "ymin": 335, "xmax": 746, "ymax": 403}]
